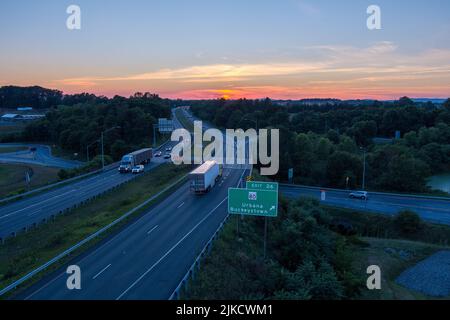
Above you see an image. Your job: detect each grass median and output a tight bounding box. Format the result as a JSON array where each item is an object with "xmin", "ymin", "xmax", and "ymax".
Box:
[
  {"xmin": 0, "ymin": 163, "xmax": 192, "ymax": 297},
  {"xmin": 175, "ymin": 108, "xmax": 194, "ymax": 133},
  {"xmin": 0, "ymin": 164, "xmax": 59, "ymax": 199}
]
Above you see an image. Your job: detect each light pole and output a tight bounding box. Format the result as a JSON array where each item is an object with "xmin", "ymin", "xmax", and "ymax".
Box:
[
  {"xmin": 361, "ymin": 147, "xmax": 366, "ymax": 190},
  {"xmin": 101, "ymin": 126, "xmax": 121, "ymax": 170},
  {"xmin": 86, "ymin": 140, "xmax": 99, "ymax": 162}
]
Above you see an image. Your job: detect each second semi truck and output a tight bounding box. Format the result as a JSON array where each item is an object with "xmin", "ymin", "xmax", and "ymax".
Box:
[
  {"xmin": 119, "ymin": 148, "xmax": 153, "ymax": 173},
  {"xmin": 189, "ymin": 160, "xmax": 222, "ymax": 194}
]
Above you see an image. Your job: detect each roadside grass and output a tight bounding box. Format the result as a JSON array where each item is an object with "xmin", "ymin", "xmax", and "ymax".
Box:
[
  {"xmin": 0, "ymin": 164, "xmax": 59, "ymax": 199},
  {"xmin": 175, "ymin": 108, "xmax": 194, "ymax": 133},
  {"xmin": 0, "ymin": 124, "xmax": 26, "ymax": 135},
  {"xmin": 325, "ymin": 206, "xmax": 450, "ymax": 245},
  {"xmin": 0, "ymin": 146, "xmax": 28, "ymax": 154},
  {"xmin": 0, "ymin": 163, "xmax": 192, "ymax": 296},
  {"xmin": 351, "ymin": 237, "xmax": 449, "ymax": 300}
]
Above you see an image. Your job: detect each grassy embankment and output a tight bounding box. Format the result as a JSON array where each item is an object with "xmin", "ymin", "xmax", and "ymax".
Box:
[
  {"xmin": 183, "ymin": 172, "xmax": 450, "ymax": 300},
  {"xmin": 0, "ymin": 164, "xmax": 59, "ymax": 199},
  {"xmin": 0, "ymin": 163, "xmax": 192, "ymax": 296},
  {"xmin": 0, "ymin": 146, "xmax": 28, "ymax": 154}
]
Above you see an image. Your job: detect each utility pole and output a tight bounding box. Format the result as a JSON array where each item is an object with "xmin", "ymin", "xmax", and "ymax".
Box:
[{"xmin": 263, "ymin": 217, "xmax": 268, "ymax": 260}]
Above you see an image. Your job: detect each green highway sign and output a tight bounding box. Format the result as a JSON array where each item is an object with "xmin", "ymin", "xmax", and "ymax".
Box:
[
  {"xmin": 246, "ymin": 181, "xmax": 279, "ymax": 192},
  {"xmin": 228, "ymin": 188, "xmax": 278, "ymax": 217}
]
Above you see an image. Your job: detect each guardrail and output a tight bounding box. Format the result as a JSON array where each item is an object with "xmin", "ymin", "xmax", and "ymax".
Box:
[
  {"xmin": 279, "ymin": 183, "xmax": 450, "ymax": 202},
  {"xmin": 169, "ymin": 167, "xmax": 248, "ymax": 300},
  {"xmin": 0, "ymin": 172, "xmax": 189, "ymax": 297},
  {"xmin": 0, "ymin": 162, "xmax": 119, "ymax": 205}
]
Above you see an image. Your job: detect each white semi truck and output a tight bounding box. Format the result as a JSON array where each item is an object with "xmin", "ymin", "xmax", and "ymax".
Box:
[
  {"xmin": 119, "ymin": 148, "xmax": 153, "ymax": 173},
  {"xmin": 189, "ymin": 160, "xmax": 222, "ymax": 194}
]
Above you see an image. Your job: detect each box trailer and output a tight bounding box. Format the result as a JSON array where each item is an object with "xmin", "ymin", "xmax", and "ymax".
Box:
[
  {"xmin": 189, "ymin": 161, "xmax": 222, "ymax": 194},
  {"xmin": 119, "ymin": 148, "xmax": 153, "ymax": 173}
]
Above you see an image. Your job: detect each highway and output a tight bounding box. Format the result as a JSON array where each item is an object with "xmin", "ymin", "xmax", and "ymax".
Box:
[
  {"xmin": 280, "ymin": 184, "xmax": 450, "ymax": 225},
  {"xmin": 20, "ymin": 166, "xmax": 247, "ymax": 300},
  {"xmin": 0, "ymin": 112, "xmax": 184, "ymax": 240},
  {"xmin": 0, "ymin": 143, "xmax": 81, "ymax": 169}
]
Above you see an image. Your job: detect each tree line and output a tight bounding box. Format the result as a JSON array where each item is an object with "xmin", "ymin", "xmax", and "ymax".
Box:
[
  {"xmin": 190, "ymin": 97, "xmax": 450, "ymax": 193},
  {"xmin": 1, "ymin": 92, "xmax": 171, "ymax": 161}
]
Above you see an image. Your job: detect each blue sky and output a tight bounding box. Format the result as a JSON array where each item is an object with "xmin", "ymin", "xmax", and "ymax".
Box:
[{"xmin": 1, "ymin": 0, "xmax": 449, "ymax": 99}]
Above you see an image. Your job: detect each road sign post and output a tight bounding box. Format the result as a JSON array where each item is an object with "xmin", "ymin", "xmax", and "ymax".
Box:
[
  {"xmin": 229, "ymin": 181, "xmax": 279, "ymax": 259},
  {"xmin": 288, "ymin": 168, "xmax": 294, "ymax": 184}
]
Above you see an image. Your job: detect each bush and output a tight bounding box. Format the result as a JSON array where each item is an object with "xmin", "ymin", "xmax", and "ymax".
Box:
[{"xmin": 394, "ymin": 210, "xmax": 423, "ymax": 234}]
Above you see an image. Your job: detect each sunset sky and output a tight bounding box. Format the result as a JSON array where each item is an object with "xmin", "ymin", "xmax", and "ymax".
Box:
[{"xmin": 1, "ymin": 0, "xmax": 449, "ymax": 100}]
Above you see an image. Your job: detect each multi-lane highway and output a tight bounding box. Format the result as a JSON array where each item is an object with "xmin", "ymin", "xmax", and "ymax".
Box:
[
  {"xmin": 0, "ymin": 112, "xmax": 184, "ymax": 240},
  {"xmin": 0, "ymin": 162, "xmax": 162, "ymax": 240},
  {"xmin": 0, "ymin": 144, "xmax": 81, "ymax": 169},
  {"xmin": 20, "ymin": 166, "xmax": 247, "ymax": 300},
  {"xmin": 280, "ymin": 184, "xmax": 450, "ymax": 225}
]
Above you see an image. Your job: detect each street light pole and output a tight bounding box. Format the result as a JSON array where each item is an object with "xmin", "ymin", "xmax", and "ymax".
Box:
[
  {"xmin": 362, "ymin": 148, "xmax": 366, "ymax": 190},
  {"xmin": 101, "ymin": 126, "xmax": 120, "ymax": 171},
  {"xmin": 101, "ymin": 131, "xmax": 105, "ymax": 170}
]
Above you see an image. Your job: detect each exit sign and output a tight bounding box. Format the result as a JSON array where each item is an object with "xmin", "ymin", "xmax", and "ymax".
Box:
[
  {"xmin": 246, "ymin": 181, "xmax": 279, "ymax": 192},
  {"xmin": 228, "ymin": 188, "xmax": 278, "ymax": 217}
]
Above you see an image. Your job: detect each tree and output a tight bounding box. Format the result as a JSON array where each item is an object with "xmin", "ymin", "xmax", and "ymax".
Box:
[
  {"xmin": 111, "ymin": 140, "xmax": 129, "ymax": 161},
  {"xmin": 394, "ymin": 210, "xmax": 423, "ymax": 234},
  {"xmin": 326, "ymin": 151, "xmax": 362, "ymax": 188}
]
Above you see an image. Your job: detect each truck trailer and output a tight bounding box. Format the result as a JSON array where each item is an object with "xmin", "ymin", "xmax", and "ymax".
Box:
[
  {"xmin": 189, "ymin": 160, "xmax": 222, "ymax": 194},
  {"xmin": 119, "ymin": 148, "xmax": 153, "ymax": 173}
]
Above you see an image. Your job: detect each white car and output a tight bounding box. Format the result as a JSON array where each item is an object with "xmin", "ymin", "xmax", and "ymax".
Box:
[
  {"xmin": 154, "ymin": 151, "xmax": 162, "ymax": 157},
  {"xmin": 349, "ymin": 191, "xmax": 368, "ymax": 200},
  {"xmin": 165, "ymin": 147, "xmax": 172, "ymax": 152},
  {"xmin": 132, "ymin": 165, "xmax": 145, "ymax": 174},
  {"xmin": 164, "ymin": 153, "xmax": 171, "ymax": 159}
]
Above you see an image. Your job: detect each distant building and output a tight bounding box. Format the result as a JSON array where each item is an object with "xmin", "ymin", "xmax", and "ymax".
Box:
[
  {"xmin": 372, "ymin": 137, "xmax": 394, "ymax": 145},
  {"xmin": 1, "ymin": 113, "xmax": 21, "ymax": 121},
  {"xmin": 1, "ymin": 113, "xmax": 44, "ymax": 122}
]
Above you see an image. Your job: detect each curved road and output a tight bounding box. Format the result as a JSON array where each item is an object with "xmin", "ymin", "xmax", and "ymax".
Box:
[
  {"xmin": 0, "ymin": 143, "xmax": 81, "ymax": 169},
  {"xmin": 0, "ymin": 112, "xmax": 184, "ymax": 240}
]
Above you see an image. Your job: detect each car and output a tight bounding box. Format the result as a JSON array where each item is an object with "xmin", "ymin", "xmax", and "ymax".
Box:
[
  {"xmin": 164, "ymin": 153, "xmax": 171, "ymax": 159},
  {"xmin": 165, "ymin": 147, "xmax": 172, "ymax": 152},
  {"xmin": 154, "ymin": 151, "xmax": 162, "ymax": 157},
  {"xmin": 132, "ymin": 165, "xmax": 145, "ymax": 174},
  {"xmin": 349, "ymin": 191, "xmax": 368, "ymax": 200}
]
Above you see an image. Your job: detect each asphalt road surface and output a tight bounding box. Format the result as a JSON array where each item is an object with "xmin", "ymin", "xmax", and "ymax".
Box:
[
  {"xmin": 0, "ymin": 144, "xmax": 81, "ymax": 169},
  {"xmin": 20, "ymin": 166, "xmax": 247, "ymax": 300},
  {"xmin": 0, "ymin": 112, "xmax": 184, "ymax": 240},
  {"xmin": 280, "ymin": 185, "xmax": 450, "ymax": 225}
]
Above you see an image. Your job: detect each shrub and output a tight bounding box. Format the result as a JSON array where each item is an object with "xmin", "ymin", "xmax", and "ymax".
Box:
[{"xmin": 394, "ymin": 210, "xmax": 423, "ymax": 234}]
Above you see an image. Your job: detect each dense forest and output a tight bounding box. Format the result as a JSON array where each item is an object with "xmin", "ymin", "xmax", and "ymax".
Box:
[
  {"xmin": 0, "ymin": 86, "xmax": 110, "ymax": 110},
  {"xmin": 190, "ymin": 97, "xmax": 450, "ymax": 193},
  {"xmin": 1, "ymin": 91, "xmax": 171, "ymax": 161}
]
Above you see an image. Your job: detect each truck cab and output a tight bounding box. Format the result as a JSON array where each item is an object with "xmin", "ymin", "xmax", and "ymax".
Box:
[{"xmin": 119, "ymin": 155, "xmax": 134, "ymax": 173}]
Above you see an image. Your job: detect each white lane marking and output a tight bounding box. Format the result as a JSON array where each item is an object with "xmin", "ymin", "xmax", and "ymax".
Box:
[
  {"xmin": 0, "ymin": 190, "xmax": 77, "ymax": 220},
  {"xmin": 116, "ymin": 197, "xmax": 228, "ymax": 300},
  {"xmin": 177, "ymin": 202, "xmax": 185, "ymax": 209},
  {"xmin": 92, "ymin": 264, "xmax": 112, "ymax": 280},
  {"xmin": 147, "ymin": 225, "xmax": 159, "ymax": 235},
  {"xmin": 27, "ymin": 210, "xmax": 41, "ymax": 217}
]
